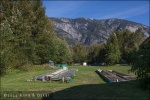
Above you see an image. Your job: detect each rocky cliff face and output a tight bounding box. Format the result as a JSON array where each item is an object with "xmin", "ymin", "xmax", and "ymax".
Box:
[{"xmin": 49, "ymin": 17, "xmax": 150, "ymax": 45}]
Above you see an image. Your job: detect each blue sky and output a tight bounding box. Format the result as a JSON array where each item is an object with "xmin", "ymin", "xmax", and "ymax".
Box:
[{"xmin": 43, "ymin": 1, "xmax": 149, "ymax": 26}]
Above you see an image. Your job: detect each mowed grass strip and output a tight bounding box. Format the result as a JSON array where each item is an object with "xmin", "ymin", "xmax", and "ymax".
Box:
[{"xmin": 1, "ymin": 65, "xmax": 149, "ymax": 100}]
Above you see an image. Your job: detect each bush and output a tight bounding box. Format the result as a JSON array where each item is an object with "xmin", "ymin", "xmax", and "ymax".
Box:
[
  {"xmin": 17, "ymin": 64, "xmax": 32, "ymax": 71},
  {"xmin": 5, "ymin": 67, "xmax": 20, "ymax": 74},
  {"xmin": 131, "ymin": 42, "xmax": 150, "ymax": 90},
  {"xmin": 42, "ymin": 64, "xmax": 51, "ymax": 70}
]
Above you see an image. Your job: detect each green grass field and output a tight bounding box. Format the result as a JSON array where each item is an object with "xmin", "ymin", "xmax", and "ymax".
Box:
[{"xmin": 1, "ymin": 65, "xmax": 149, "ymax": 100}]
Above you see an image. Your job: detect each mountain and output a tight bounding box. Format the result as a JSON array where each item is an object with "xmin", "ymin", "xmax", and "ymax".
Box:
[{"xmin": 49, "ymin": 17, "xmax": 150, "ymax": 45}]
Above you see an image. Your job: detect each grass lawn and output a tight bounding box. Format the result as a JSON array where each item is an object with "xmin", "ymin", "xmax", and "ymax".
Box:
[{"xmin": 1, "ymin": 65, "xmax": 149, "ymax": 100}]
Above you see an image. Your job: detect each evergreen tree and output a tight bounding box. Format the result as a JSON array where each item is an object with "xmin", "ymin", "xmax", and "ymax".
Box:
[
  {"xmin": 53, "ymin": 38, "xmax": 72, "ymax": 63},
  {"xmin": 0, "ymin": 20, "xmax": 14, "ymax": 75},
  {"xmin": 121, "ymin": 29, "xmax": 144, "ymax": 64},
  {"xmin": 1, "ymin": 0, "xmax": 33, "ymax": 68},
  {"xmin": 29, "ymin": 0, "xmax": 58, "ymax": 64},
  {"xmin": 87, "ymin": 44, "xmax": 106, "ymax": 63},
  {"xmin": 105, "ymin": 33, "xmax": 121, "ymax": 65},
  {"xmin": 132, "ymin": 28, "xmax": 145, "ymax": 49},
  {"xmin": 114, "ymin": 28, "xmax": 145, "ymax": 64},
  {"xmin": 0, "ymin": 0, "xmax": 73, "ymax": 75},
  {"xmin": 73, "ymin": 43, "xmax": 88, "ymax": 63}
]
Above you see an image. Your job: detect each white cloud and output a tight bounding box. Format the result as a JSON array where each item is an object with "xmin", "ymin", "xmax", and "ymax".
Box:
[{"xmin": 100, "ymin": 4, "xmax": 149, "ymax": 19}]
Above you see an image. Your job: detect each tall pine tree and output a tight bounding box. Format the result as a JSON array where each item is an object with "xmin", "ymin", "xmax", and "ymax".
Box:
[{"xmin": 105, "ymin": 33, "xmax": 121, "ymax": 65}]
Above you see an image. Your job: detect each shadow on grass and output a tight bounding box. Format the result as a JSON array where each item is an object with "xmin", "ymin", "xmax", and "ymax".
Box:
[{"xmin": 42, "ymin": 80, "xmax": 149, "ymax": 100}]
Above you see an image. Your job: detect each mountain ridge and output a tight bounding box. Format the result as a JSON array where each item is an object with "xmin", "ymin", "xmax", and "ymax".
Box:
[{"xmin": 49, "ymin": 17, "xmax": 150, "ymax": 45}]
